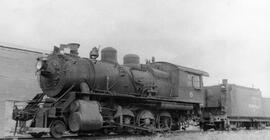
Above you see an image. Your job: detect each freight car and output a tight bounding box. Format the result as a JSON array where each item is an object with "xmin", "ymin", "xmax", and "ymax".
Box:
[
  {"xmin": 262, "ymin": 98, "xmax": 270, "ymax": 121},
  {"xmin": 203, "ymin": 79, "xmax": 270, "ymax": 130},
  {"xmin": 12, "ymin": 43, "xmax": 209, "ymax": 138}
]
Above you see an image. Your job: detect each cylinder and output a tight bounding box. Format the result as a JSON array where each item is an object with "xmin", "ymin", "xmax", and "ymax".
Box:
[
  {"xmin": 70, "ymin": 101, "xmax": 80, "ymax": 112},
  {"xmin": 68, "ymin": 100, "xmax": 103, "ymax": 132},
  {"xmin": 123, "ymin": 54, "xmax": 140, "ymax": 65},
  {"xmin": 68, "ymin": 112, "xmax": 81, "ymax": 132},
  {"xmin": 101, "ymin": 47, "xmax": 118, "ymax": 63},
  {"xmin": 67, "ymin": 43, "xmax": 80, "ymax": 56}
]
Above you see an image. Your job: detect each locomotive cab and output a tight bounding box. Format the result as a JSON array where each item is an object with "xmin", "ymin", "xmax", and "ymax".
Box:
[{"xmin": 149, "ymin": 62, "xmax": 208, "ymax": 104}]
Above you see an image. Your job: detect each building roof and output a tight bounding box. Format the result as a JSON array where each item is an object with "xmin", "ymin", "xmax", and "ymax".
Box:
[{"xmin": 0, "ymin": 43, "xmax": 50, "ymax": 54}]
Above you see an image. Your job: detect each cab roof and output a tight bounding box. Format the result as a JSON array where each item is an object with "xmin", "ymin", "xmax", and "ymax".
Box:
[{"xmin": 155, "ymin": 61, "xmax": 209, "ymax": 77}]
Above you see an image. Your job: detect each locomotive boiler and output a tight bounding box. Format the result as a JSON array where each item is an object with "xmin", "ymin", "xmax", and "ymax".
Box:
[{"xmin": 12, "ymin": 43, "xmax": 209, "ymax": 138}]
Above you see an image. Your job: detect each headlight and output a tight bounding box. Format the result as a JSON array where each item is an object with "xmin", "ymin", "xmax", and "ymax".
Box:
[{"xmin": 36, "ymin": 60, "xmax": 43, "ymax": 70}]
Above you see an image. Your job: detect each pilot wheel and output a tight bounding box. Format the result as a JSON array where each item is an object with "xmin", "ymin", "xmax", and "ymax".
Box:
[{"xmin": 50, "ymin": 120, "xmax": 66, "ymax": 138}]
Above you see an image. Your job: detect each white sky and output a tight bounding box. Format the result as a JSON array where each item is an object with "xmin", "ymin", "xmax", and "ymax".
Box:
[{"xmin": 0, "ymin": 0, "xmax": 269, "ymax": 97}]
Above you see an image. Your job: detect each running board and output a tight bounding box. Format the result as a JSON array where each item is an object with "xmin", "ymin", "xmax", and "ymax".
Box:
[{"xmin": 111, "ymin": 122, "xmax": 170, "ymax": 133}]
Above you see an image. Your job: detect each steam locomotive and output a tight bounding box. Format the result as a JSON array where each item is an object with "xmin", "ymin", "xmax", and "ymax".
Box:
[{"xmin": 11, "ymin": 43, "xmax": 270, "ymax": 138}]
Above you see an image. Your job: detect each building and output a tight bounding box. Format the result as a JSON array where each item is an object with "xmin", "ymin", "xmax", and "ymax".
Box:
[{"xmin": 0, "ymin": 45, "xmax": 46, "ymax": 137}]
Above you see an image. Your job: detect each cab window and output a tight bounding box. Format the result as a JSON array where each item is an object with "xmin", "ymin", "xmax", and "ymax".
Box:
[{"xmin": 187, "ymin": 74, "xmax": 201, "ymax": 89}]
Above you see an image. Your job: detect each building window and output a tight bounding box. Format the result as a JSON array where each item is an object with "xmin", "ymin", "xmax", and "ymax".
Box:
[{"xmin": 188, "ymin": 74, "xmax": 201, "ymax": 89}]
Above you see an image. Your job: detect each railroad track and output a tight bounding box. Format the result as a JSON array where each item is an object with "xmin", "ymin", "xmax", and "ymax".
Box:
[{"xmin": 4, "ymin": 130, "xmax": 203, "ymax": 140}]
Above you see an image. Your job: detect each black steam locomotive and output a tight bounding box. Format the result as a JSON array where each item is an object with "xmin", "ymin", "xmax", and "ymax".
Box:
[{"xmin": 12, "ymin": 43, "xmax": 270, "ymax": 138}]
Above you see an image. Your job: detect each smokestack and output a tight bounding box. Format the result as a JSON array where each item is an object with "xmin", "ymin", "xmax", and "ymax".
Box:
[
  {"xmin": 59, "ymin": 43, "xmax": 80, "ymax": 56},
  {"xmin": 67, "ymin": 43, "xmax": 80, "ymax": 56}
]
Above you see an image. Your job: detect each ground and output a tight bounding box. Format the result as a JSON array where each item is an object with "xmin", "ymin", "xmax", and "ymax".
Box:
[{"xmin": 3, "ymin": 130, "xmax": 270, "ymax": 140}]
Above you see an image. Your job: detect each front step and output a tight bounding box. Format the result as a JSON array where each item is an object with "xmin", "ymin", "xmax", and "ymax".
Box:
[{"xmin": 26, "ymin": 127, "xmax": 50, "ymax": 134}]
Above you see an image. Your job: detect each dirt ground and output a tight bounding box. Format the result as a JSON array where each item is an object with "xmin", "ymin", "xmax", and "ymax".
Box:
[
  {"xmin": 107, "ymin": 130, "xmax": 270, "ymax": 140},
  {"xmin": 3, "ymin": 130, "xmax": 270, "ymax": 140}
]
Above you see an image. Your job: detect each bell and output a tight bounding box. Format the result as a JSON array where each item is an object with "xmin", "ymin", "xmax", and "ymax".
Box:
[{"xmin": 90, "ymin": 47, "xmax": 99, "ymax": 59}]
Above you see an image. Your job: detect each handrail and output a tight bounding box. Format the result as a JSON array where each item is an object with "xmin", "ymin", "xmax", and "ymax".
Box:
[{"xmin": 52, "ymin": 84, "xmax": 75, "ymax": 106}]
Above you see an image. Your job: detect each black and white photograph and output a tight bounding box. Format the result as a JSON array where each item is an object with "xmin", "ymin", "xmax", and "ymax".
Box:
[{"xmin": 0, "ymin": 0, "xmax": 270, "ymax": 139}]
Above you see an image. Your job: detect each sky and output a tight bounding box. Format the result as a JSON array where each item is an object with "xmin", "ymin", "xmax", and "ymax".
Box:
[{"xmin": 0, "ymin": 0, "xmax": 269, "ymax": 97}]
